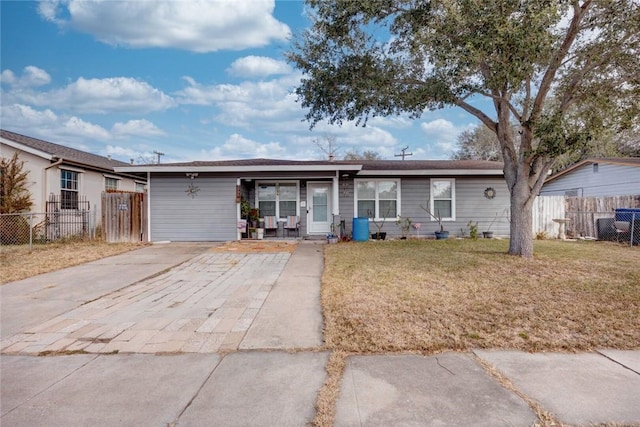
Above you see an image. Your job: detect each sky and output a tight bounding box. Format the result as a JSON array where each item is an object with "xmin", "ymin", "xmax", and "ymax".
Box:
[{"xmin": 1, "ymin": 0, "xmax": 481, "ymax": 164}]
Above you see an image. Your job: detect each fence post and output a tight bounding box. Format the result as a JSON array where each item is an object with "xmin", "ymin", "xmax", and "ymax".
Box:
[
  {"xmin": 631, "ymin": 212, "xmax": 636, "ymax": 247},
  {"xmin": 29, "ymin": 213, "xmax": 33, "ymax": 251}
]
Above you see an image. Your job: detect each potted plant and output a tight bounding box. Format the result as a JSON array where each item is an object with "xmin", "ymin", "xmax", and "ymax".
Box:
[
  {"xmin": 240, "ymin": 198, "xmax": 251, "ymax": 220},
  {"xmin": 327, "ymin": 223, "xmax": 339, "ymax": 243},
  {"xmin": 420, "ymin": 205, "xmax": 449, "ymax": 239},
  {"xmin": 396, "ymin": 215, "xmax": 412, "ymax": 239},
  {"xmin": 249, "ymin": 208, "xmax": 260, "ymax": 227},
  {"xmin": 369, "ymin": 209, "xmax": 388, "ymax": 240},
  {"xmin": 483, "ymin": 213, "xmax": 498, "ymax": 239}
]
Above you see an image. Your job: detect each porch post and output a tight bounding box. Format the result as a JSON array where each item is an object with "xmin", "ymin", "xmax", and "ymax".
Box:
[
  {"xmin": 237, "ymin": 178, "xmax": 242, "ymax": 241},
  {"xmin": 147, "ymin": 171, "xmax": 152, "ymax": 241},
  {"xmin": 332, "ymin": 172, "xmax": 339, "ymax": 216}
]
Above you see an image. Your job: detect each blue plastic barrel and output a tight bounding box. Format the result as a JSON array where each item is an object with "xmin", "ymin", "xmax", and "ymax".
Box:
[{"xmin": 352, "ymin": 217, "xmax": 370, "ymax": 241}]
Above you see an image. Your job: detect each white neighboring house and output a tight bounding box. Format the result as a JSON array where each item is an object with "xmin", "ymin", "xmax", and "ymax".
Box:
[
  {"xmin": 0, "ymin": 129, "xmax": 146, "ymax": 225},
  {"xmin": 541, "ymin": 158, "xmax": 640, "ymax": 197}
]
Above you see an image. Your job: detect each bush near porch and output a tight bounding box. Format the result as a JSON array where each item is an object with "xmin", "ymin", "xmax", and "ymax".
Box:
[{"xmin": 322, "ymin": 239, "xmax": 640, "ymax": 353}]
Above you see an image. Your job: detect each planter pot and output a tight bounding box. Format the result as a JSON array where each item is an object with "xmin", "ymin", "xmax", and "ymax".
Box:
[
  {"xmin": 483, "ymin": 231, "xmax": 494, "ymax": 239},
  {"xmin": 257, "ymin": 229, "xmax": 264, "ymax": 240},
  {"xmin": 435, "ymin": 231, "xmax": 449, "ymax": 240},
  {"xmin": 371, "ymin": 232, "xmax": 387, "ymax": 240},
  {"xmin": 327, "ymin": 237, "xmax": 339, "ymax": 244}
]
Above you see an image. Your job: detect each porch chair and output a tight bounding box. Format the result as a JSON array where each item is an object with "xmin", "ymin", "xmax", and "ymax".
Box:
[
  {"xmin": 284, "ymin": 215, "xmax": 300, "ymax": 238},
  {"xmin": 263, "ymin": 215, "xmax": 279, "ymax": 238}
]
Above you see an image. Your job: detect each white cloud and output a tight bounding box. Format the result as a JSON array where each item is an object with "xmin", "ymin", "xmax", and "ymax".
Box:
[
  {"xmin": 7, "ymin": 76, "xmax": 175, "ymax": 114},
  {"xmin": 112, "ymin": 119, "xmax": 166, "ymax": 137},
  {"xmin": 420, "ymin": 118, "xmax": 474, "ymax": 155},
  {"xmin": 0, "ymin": 104, "xmax": 59, "ymax": 127},
  {"xmin": 0, "ymin": 70, "xmax": 17, "ymax": 85},
  {"xmin": 62, "ymin": 116, "xmax": 111, "ymax": 139},
  {"xmin": 38, "ymin": 0, "xmax": 291, "ymax": 53},
  {"xmin": 176, "ymin": 74, "xmax": 302, "ymax": 127},
  {"xmin": 227, "ymin": 56, "xmax": 292, "ymax": 78},
  {"xmin": 0, "ymin": 104, "xmax": 110, "ymax": 146},
  {"xmin": 0, "ymin": 66, "xmax": 51, "ymax": 88},
  {"xmin": 205, "ymin": 133, "xmax": 286, "ymax": 160},
  {"xmin": 104, "ymin": 145, "xmax": 158, "ymax": 164}
]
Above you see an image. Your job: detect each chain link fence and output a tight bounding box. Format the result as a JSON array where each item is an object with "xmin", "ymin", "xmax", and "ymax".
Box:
[
  {"xmin": 0, "ymin": 211, "xmax": 98, "ymax": 249},
  {"xmin": 566, "ymin": 210, "xmax": 639, "ymax": 246}
]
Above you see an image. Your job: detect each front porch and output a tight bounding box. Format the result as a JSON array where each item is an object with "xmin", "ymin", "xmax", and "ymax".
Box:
[{"xmin": 237, "ymin": 177, "xmax": 341, "ymax": 241}]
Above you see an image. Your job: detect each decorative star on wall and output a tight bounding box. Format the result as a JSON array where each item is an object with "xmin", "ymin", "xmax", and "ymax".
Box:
[{"xmin": 186, "ymin": 183, "xmax": 200, "ymax": 198}]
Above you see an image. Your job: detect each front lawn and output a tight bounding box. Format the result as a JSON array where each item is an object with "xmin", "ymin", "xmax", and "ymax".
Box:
[
  {"xmin": 322, "ymin": 239, "xmax": 640, "ymax": 353},
  {"xmin": 1, "ymin": 240, "xmax": 146, "ymax": 285}
]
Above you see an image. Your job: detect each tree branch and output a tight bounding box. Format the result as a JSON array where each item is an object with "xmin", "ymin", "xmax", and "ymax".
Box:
[
  {"xmin": 455, "ymin": 99, "xmax": 497, "ymax": 132},
  {"xmin": 531, "ymin": 0, "xmax": 592, "ymax": 120}
]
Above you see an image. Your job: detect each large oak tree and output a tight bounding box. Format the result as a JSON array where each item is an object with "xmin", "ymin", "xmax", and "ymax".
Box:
[{"xmin": 288, "ymin": 0, "xmax": 640, "ymax": 257}]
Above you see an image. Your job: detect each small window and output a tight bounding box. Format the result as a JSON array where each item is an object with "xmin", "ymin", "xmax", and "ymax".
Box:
[
  {"xmin": 135, "ymin": 182, "xmax": 146, "ymax": 192},
  {"xmin": 593, "ymin": 163, "xmax": 599, "ymax": 173},
  {"xmin": 430, "ymin": 179, "xmax": 455, "ymax": 221},
  {"xmin": 61, "ymin": 169, "xmax": 79, "ymax": 209},
  {"xmin": 105, "ymin": 177, "xmax": 119, "ymax": 191}
]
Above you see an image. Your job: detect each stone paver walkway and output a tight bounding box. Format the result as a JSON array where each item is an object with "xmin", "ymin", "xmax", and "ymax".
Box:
[{"xmin": 1, "ymin": 251, "xmax": 290, "ymax": 355}]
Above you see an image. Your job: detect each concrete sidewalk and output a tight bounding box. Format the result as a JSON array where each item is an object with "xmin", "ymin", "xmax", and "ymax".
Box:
[{"xmin": 2, "ymin": 241, "xmax": 639, "ymax": 426}]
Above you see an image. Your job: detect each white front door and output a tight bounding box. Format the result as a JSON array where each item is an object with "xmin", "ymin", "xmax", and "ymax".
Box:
[{"xmin": 307, "ymin": 182, "xmax": 332, "ymax": 234}]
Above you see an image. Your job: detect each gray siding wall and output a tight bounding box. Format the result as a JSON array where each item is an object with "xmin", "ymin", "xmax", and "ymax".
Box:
[
  {"xmin": 337, "ymin": 177, "xmax": 510, "ymax": 238},
  {"xmin": 150, "ymin": 175, "xmax": 237, "ymax": 241},
  {"xmin": 542, "ymin": 163, "xmax": 640, "ymax": 196}
]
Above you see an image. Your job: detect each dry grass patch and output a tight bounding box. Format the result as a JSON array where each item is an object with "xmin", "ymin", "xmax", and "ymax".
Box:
[
  {"xmin": 312, "ymin": 350, "xmax": 348, "ymax": 427},
  {"xmin": 1, "ymin": 240, "xmax": 146, "ymax": 284},
  {"xmin": 322, "ymin": 239, "xmax": 640, "ymax": 353},
  {"xmin": 210, "ymin": 240, "xmax": 298, "ymax": 253}
]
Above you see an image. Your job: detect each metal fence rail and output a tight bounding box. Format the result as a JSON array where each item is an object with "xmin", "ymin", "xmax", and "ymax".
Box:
[
  {"xmin": 0, "ymin": 211, "xmax": 97, "ymax": 249},
  {"xmin": 566, "ymin": 211, "xmax": 639, "ymax": 246}
]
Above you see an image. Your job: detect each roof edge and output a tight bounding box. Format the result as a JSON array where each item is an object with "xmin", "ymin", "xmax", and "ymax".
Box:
[{"xmin": 1, "ymin": 137, "xmax": 54, "ymax": 161}]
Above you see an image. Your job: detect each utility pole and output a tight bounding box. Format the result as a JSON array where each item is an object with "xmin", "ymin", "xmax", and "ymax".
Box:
[
  {"xmin": 153, "ymin": 150, "xmax": 165, "ymax": 164},
  {"xmin": 394, "ymin": 146, "xmax": 413, "ymax": 160}
]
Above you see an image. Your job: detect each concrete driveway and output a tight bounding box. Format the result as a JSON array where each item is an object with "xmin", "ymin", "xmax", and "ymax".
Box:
[{"xmin": 1, "ymin": 242, "xmax": 323, "ymax": 354}]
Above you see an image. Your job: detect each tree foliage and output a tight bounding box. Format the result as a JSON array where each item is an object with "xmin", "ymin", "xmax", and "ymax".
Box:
[
  {"xmin": 0, "ymin": 152, "xmax": 33, "ymax": 214},
  {"xmin": 451, "ymin": 125, "xmax": 504, "ymax": 161},
  {"xmin": 288, "ymin": 0, "xmax": 640, "ymax": 257},
  {"xmin": 344, "ymin": 149, "xmax": 383, "ymax": 160}
]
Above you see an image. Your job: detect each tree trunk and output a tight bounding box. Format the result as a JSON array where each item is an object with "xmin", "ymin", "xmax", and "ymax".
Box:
[{"xmin": 508, "ymin": 175, "xmax": 535, "ymax": 258}]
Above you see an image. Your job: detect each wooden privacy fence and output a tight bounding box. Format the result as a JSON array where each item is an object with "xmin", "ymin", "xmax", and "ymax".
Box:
[
  {"xmin": 102, "ymin": 191, "xmax": 147, "ymax": 243},
  {"xmin": 533, "ymin": 195, "xmax": 640, "ymax": 238}
]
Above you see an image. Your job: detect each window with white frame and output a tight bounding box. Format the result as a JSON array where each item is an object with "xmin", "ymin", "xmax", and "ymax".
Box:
[
  {"xmin": 430, "ymin": 179, "xmax": 455, "ymax": 220},
  {"xmin": 257, "ymin": 182, "xmax": 299, "ymax": 219},
  {"xmin": 355, "ymin": 179, "xmax": 399, "ymax": 219},
  {"xmin": 105, "ymin": 177, "xmax": 119, "ymax": 191},
  {"xmin": 61, "ymin": 169, "xmax": 79, "ymax": 209},
  {"xmin": 135, "ymin": 182, "xmax": 146, "ymax": 192}
]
